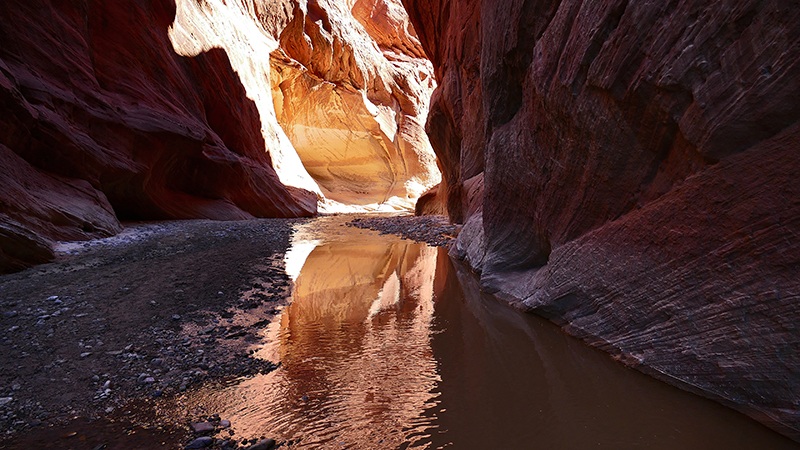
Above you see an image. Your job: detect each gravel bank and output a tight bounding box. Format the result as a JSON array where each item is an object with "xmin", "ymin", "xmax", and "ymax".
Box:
[
  {"xmin": 346, "ymin": 214, "xmax": 460, "ymax": 248},
  {"xmin": 0, "ymin": 218, "xmax": 308, "ymax": 448}
]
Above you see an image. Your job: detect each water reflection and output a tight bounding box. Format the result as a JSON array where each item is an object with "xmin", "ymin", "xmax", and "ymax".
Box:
[
  {"xmin": 182, "ymin": 217, "xmax": 442, "ymax": 448},
  {"xmin": 267, "ymin": 238, "xmax": 440, "ymax": 447},
  {"xmin": 177, "ymin": 216, "xmax": 798, "ymax": 450}
]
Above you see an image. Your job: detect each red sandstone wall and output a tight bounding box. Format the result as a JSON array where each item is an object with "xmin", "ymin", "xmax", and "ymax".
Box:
[
  {"xmin": 0, "ymin": 0, "xmax": 317, "ymax": 272},
  {"xmin": 403, "ymin": 0, "xmax": 800, "ymax": 439}
]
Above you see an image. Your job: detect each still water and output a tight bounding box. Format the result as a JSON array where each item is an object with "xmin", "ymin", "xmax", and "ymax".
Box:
[{"xmin": 181, "ymin": 216, "xmax": 799, "ymax": 449}]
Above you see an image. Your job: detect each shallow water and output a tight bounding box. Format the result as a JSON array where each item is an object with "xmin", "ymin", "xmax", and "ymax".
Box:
[{"xmin": 178, "ymin": 216, "xmax": 799, "ymax": 449}]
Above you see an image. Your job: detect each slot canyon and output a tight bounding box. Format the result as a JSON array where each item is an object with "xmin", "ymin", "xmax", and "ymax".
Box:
[{"xmin": 0, "ymin": 0, "xmax": 799, "ymax": 448}]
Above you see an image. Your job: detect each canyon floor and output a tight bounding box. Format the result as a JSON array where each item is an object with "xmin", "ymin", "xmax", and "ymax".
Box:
[{"xmin": 0, "ymin": 214, "xmax": 456, "ymax": 449}]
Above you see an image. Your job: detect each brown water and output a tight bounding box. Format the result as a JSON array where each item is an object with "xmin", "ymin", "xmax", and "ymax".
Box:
[{"xmin": 177, "ymin": 216, "xmax": 800, "ymax": 449}]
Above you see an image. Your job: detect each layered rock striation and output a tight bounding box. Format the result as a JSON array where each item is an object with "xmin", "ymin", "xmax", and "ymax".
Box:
[{"xmin": 403, "ymin": 0, "xmax": 800, "ymax": 439}]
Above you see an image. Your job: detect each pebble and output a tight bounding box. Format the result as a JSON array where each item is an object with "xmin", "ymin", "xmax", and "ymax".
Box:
[
  {"xmin": 190, "ymin": 421, "xmax": 215, "ymax": 433},
  {"xmin": 0, "ymin": 397, "xmax": 12, "ymax": 406},
  {"xmin": 185, "ymin": 436, "xmax": 213, "ymax": 449},
  {"xmin": 46, "ymin": 296, "xmax": 59, "ymax": 301},
  {"xmin": 80, "ymin": 352, "xmax": 92, "ymax": 358},
  {"xmin": 246, "ymin": 439, "xmax": 276, "ymax": 450},
  {"xmin": 220, "ymin": 419, "xmax": 231, "ymax": 428},
  {"xmin": 172, "ymin": 314, "xmax": 181, "ymax": 321}
]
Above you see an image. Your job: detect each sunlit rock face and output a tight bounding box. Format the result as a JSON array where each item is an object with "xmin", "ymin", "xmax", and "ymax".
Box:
[
  {"xmin": 271, "ymin": 0, "xmax": 440, "ymax": 210},
  {"xmin": 402, "ymin": 0, "xmax": 800, "ymax": 439},
  {"xmin": 0, "ymin": 0, "xmax": 440, "ymax": 271},
  {"xmin": 0, "ymin": 0, "xmax": 318, "ymax": 271}
]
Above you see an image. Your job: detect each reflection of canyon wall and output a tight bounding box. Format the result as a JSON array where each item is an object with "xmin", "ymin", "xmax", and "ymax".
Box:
[
  {"xmin": 271, "ymin": 0, "xmax": 440, "ymax": 209},
  {"xmin": 402, "ymin": 0, "xmax": 800, "ymax": 440},
  {"xmin": 288, "ymin": 240, "xmax": 433, "ymax": 324},
  {"xmin": 276, "ymin": 240, "xmax": 439, "ymax": 447},
  {"xmin": 194, "ymin": 237, "xmax": 440, "ymax": 446}
]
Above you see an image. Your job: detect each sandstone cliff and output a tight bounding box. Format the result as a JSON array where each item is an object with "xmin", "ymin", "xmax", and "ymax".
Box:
[
  {"xmin": 270, "ymin": 0, "xmax": 439, "ymax": 209},
  {"xmin": 0, "ymin": 0, "xmax": 318, "ymax": 272},
  {"xmin": 403, "ymin": 0, "xmax": 800, "ymax": 439},
  {"xmin": 0, "ymin": 0, "xmax": 440, "ymax": 272}
]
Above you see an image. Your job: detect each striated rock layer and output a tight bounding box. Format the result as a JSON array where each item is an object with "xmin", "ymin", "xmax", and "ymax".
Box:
[{"xmin": 403, "ymin": 0, "xmax": 800, "ymax": 440}]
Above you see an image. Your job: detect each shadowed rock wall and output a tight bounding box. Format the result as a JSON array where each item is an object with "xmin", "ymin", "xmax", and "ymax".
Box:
[
  {"xmin": 402, "ymin": 0, "xmax": 800, "ymax": 439},
  {"xmin": 0, "ymin": 0, "xmax": 318, "ymax": 272}
]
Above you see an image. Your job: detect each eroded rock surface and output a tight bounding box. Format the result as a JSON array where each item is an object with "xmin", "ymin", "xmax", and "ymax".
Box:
[
  {"xmin": 0, "ymin": 0, "xmax": 318, "ymax": 271},
  {"xmin": 402, "ymin": 0, "xmax": 800, "ymax": 439},
  {"xmin": 1, "ymin": 0, "xmax": 441, "ymax": 272},
  {"xmin": 271, "ymin": 0, "xmax": 440, "ymax": 209}
]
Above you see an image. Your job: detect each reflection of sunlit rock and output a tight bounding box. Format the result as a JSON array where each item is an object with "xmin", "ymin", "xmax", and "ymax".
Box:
[
  {"xmin": 275, "ymin": 241, "xmax": 440, "ymax": 447},
  {"xmin": 173, "ymin": 221, "xmax": 442, "ymax": 447},
  {"xmin": 283, "ymin": 240, "xmax": 320, "ymax": 282},
  {"xmin": 286, "ymin": 241, "xmax": 426, "ymax": 324}
]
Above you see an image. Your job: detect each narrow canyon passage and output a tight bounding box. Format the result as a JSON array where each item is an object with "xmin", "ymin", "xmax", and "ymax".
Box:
[{"xmin": 1, "ymin": 0, "xmax": 798, "ymax": 447}]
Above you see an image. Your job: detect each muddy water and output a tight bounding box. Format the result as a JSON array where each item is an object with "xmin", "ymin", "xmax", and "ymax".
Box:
[{"xmin": 179, "ymin": 216, "xmax": 799, "ymax": 449}]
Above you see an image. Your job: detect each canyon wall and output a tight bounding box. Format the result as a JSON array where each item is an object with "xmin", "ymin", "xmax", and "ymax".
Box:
[
  {"xmin": 270, "ymin": 0, "xmax": 439, "ymax": 209},
  {"xmin": 171, "ymin": 0, "xmax": 440, "ymax": 211},
  {"xmin": 0, "ymin": 0, "xmax": 440, "ymax": 272},
  {"xmin": 0, "ymin": 0, "xmax": 317, "ymax": 271},
  {"xmin": 403, "ymin": 0, "xmax": 800, "ymax": 439}
]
